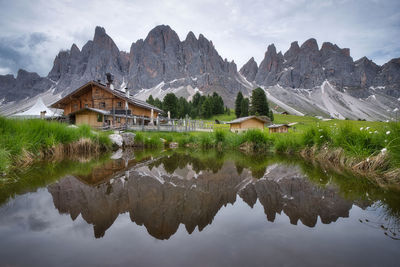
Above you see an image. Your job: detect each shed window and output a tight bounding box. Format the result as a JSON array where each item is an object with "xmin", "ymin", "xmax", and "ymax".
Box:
[
  {"xmin": 99, "ymin": 102, "xmax": 105, "ymax": 108},
  {"xmin": 84, "ymin": 104, "xmax": 88, "ymax": 108},
  {"xmin": 117, "ymin": 102, "xmax": 122, "ymax": 108},
  {"xmin": 117, "ymin": 117, "xmax": 121, "ymax": 123},
  {"xmin": 73, "ymin": 104, "xmax": 78, "ymax": 110},
  {"xmin": 97, "ymin": 114, "xmax": 103, "ymax": 122}
]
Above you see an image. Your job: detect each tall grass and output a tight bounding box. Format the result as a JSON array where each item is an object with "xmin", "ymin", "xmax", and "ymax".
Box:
[{"xmin": 0, "ymin": 117, "xmax": 111, "ymax": 174}]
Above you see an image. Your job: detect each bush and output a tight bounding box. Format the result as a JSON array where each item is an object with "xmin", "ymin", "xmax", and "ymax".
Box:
[
  {"xmin": 241, "ymin": 129, "xmax": 269, "ymax": 146},
  {"xmin": 214, "ymin": 129, "xmax": 226, "ymax": 144},
  {"xmin": 144, "ymin": 136, "xmax": 163, "ymax": 148},
  {"xmin": 134, "ymin": 132, "xmax": 144, "ymax": 145},
  {"xmin": 200, "ymin": 133, "xmax": 214, "ymax": 149}
]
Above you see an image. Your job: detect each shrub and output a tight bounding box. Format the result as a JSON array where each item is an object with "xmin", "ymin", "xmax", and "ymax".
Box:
[
  {"xmin": 144, "ymin": 136, "xmax": 163, "ymax": 148},
  {"xmin": 214, "ymin": 129, "xmax": 226, "ymax": 144},
  {"xmin": 134, "ymin": 132, "xmax": 144, "ymax": 145},
  {"xmin": 200, "ymin": 133, "xmax": 214, "ymax": 149}
]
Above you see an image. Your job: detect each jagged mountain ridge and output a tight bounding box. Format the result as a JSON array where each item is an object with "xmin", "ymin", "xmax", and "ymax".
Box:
[
  {"xmin": 0, "ymin": 25, "xmax": 247, "ymax": 107},
  {"xmin": 0, "ymin": 25, "xmax": 399, "ymax": 120},
  {"xmin": 240, "ymin": 39, "xmax": 400, "ymax": 120},
  {"xmin": 240, "ymin": 39, "xmax": 400, "ymax": 98}
]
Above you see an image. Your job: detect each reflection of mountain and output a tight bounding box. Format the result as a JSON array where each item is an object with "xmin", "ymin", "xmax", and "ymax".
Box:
[
  {"xmin": 240, "ymin": 164, "xmax": 352, "ymax": 227},
  {"xmin": 48, "ymin": 156, "xmax": 354, "ymax": 239}
]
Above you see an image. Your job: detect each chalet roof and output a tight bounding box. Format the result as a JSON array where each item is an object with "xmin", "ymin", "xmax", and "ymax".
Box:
[
  {"xmin": 227, "ymin": 115, "xmax": 270, "ymax": 124},
  {"xmin": 267, "ymin": 124, "xmax": 290, "ymax": 128},
  {"xmin": 50, "ymin": 81, "xmax": 163, "ymax": 113}
]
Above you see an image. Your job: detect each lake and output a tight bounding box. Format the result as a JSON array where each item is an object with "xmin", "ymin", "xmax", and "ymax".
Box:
[{"xmin": 0, "ymin": 149, "xmax": 399, "ymax": 266}]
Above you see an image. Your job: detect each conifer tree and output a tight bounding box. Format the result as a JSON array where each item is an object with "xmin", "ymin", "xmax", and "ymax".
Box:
[{"xmin": 235, "ymin": 91, "xmax": 244, "ymax": 118}]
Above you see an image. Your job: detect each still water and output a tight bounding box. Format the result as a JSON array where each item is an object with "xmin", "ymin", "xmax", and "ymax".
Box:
[{"xmin": 0, "ymin": 149, "xmax": 399, "ymax": 266}]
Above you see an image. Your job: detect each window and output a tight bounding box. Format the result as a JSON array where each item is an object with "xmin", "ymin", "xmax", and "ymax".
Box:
[
  {"xmin": 84, "ymin": 104, "xmax": 88, "ymax": 108},
  {"xmin": 97, "ymin": 114, "xmax": 103, "ymax": 122},
  {"xmin": 99, "ymin": 102, "xmax": 105, "ymax": 108},
  {"xmin": 73, "ymin": 104, "xmax": 78, "ymax": 110},
  {"xmin": 117, "ymin": 102, "xmax": 122, "ymax": 108},
  {"xmin": 117, "ymin": 117, "xmax": 121, "ymax": 123}
]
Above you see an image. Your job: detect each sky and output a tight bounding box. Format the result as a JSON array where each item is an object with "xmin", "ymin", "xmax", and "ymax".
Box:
[{"xmin": 0, "ymin": 0, "xmax": 399, "ymax": 77}]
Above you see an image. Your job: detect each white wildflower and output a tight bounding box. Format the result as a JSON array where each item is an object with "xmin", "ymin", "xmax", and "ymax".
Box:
[
  {"xmin": 381, "ymin": 148, "xmax": 387, "ymax": 155},
  {"xmin": 366, "ymin": 158, "xmax": 370, "ymax": 162},
  {"xmin": 374, "ymin": 131, "xmax": 378, "ymax": 134},
  {"xmin": 386, "ymin": 131, "xmax": 391, "ymax": 135},
  {"xmin": 366, "ymin": 127, "xmax": 370, "ymax": 130},
  {"xmin": 360, "ymin": 127, "xmax": 364, "ymax": 130},
  {"xmin": 320, "ymin": 135, "xmax": 323, "ymax": 138},
  {"xmin": 369, "ymin": 131, "xmax": 372, "ymax": 134}
]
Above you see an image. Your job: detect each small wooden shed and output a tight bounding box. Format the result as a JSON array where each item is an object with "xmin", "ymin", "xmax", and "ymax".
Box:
[
  {"xmin": 267, "ymin": 124, "xmax": 290, "ymax": 133},
  {"xmin": 227, "ymin": 116, "xmax": 271, "ymax": 132}
]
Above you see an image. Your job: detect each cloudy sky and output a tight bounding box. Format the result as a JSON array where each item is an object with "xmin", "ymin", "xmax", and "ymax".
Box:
[{"xmin": 0, "ymin": 0, "xmax": 399, "ymax": 76}]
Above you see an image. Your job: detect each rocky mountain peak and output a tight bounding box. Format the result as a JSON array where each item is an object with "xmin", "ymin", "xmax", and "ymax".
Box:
[
  {"xmin": 239, "ymin": 57, "xmax": 258, "ymax": 82},
  {"xmin": 301, "ymin": 38, "xmax": 319, "ymax": 51}
]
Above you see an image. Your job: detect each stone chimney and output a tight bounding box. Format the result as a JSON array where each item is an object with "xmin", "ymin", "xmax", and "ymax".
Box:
[{"xmin": 106, "ymin": 73, "xmax": 114, "ymax": 89}]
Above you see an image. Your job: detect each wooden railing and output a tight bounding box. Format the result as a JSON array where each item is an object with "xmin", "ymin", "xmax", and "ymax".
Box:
[{"xmin": 97, "ymin": 118, "xmax": 229, "ymax": 132}]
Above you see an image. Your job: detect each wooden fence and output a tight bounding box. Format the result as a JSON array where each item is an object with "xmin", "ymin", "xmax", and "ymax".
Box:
[{"xmin": 98, "ymin": 117, "xmax": 228, "ymax": 132}]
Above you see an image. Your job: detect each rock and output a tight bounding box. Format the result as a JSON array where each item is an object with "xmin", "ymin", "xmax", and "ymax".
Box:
[
  {"xmin": 120, "ymin": 132, "xmax": 135, "ymax": 147},
  {"xmin": 169, "ymin": 142, "xmax": 178, "ymax": 148},
  {"xmin": 109, "ymin": 133, "xmax": 123, "ymax": 147},
  {"xmin": 111, "ymin": 148, "xmax": 123, "ymax": 159},
  {"xmin": 239, "ymin": 57, "xmax": 258, "ymax": 82}
]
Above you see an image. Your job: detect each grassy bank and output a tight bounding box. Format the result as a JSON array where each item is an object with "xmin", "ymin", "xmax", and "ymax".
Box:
[
  {"xmin": 129, "ymin": 121, "xmax": 400, "ymax": 186},
  {"xmin": 0, "ymin": 117, "xmax": 112, "ymax": 174}
]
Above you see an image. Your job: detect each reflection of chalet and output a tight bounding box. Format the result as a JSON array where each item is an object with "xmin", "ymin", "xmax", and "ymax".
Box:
[{"xmin": 51, "ymin": 80, "xmax": 162, "ymax": 127}]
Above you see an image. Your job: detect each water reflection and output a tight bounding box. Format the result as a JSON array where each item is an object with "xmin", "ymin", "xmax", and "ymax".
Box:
[{"xmin": 45, "ymin": 150, "xmax": 378, "ymax": 240}]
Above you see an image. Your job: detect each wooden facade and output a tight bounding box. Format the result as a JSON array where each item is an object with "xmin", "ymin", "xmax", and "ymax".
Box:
[
  {"xmin": 227, "ymin": 116, "xmax": 270, "ymax": 132},
  {"xmin": 51, "ymin": 81, "xmax": 163, "ymax": 128},
  {"xmin": 268, "ymin": 124, "xmax": 290, "ymax": 133}
]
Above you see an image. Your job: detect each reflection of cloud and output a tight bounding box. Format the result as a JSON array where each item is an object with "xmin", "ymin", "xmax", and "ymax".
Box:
[{"xmin": 28, "ymin": 214, "xmax": 50, "ymax": 232}]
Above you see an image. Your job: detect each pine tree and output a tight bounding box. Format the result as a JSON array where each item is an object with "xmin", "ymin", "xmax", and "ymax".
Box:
[
  {"xmin": 250, "ymin": 88, "xmax": 269, "ymax": 116},
  {"xmin": 146, "ymin": 95, "xmax": 155, "ymax": 105},
  {"xmin": 269, "ymin": 110, "xmax": 274, "ymax": 122},
  {"xmin": 154, "ymin": 98, "xmax": 163, "ymax": 109},
  {"xmin": 200, "ymin": 97, "xmax": 213, "ymax": 118},
  {"xmin": 235, "ymin": 91, "xmax": 244, "ymax": 118},
  {"xmin": 163, "ymin": 93, "xmax": 178, "ymax": 118},
  {"xmin": 240, "ymin": 98, "xmax": 249, "ymax": 117}
]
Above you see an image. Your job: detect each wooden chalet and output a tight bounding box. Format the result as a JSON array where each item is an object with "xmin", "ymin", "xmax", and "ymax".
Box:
[
  {"xmin": 227, "ymin": 116, "xmax": 271, "ymax": 132},
  {"xmin": 51, "ymin": 80, "xmax": 163, "ymax": 128}
]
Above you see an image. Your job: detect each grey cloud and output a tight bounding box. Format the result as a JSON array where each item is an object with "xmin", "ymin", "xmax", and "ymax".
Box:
[{"xmin": 0, "ymin": 0, "xmax": 399, "ymax": 76}]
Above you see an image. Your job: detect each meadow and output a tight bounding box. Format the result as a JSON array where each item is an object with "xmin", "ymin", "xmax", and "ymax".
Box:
[{"xmin": 0, "ymin": 117, "xmax": 111, "ymax": 174}]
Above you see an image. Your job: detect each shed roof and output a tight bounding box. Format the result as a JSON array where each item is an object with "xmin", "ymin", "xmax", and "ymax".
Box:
[{"xmin": 227, "ymin": 116, "xmax": 270, "ymax": 124}]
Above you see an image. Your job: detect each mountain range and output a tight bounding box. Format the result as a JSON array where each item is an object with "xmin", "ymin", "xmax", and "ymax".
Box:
[{"xmin": 0, "ymin": 25, "xmax": 399, "ymax": 120}]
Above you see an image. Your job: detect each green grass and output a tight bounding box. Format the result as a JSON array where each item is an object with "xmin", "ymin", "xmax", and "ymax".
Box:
[
  {"xmin": 0, "ymin": 116, "xmax": 112, "ymax": 174},
  {"xmin": 130, "ymin": 119, "xmax": 400, "ymax": 172}
]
